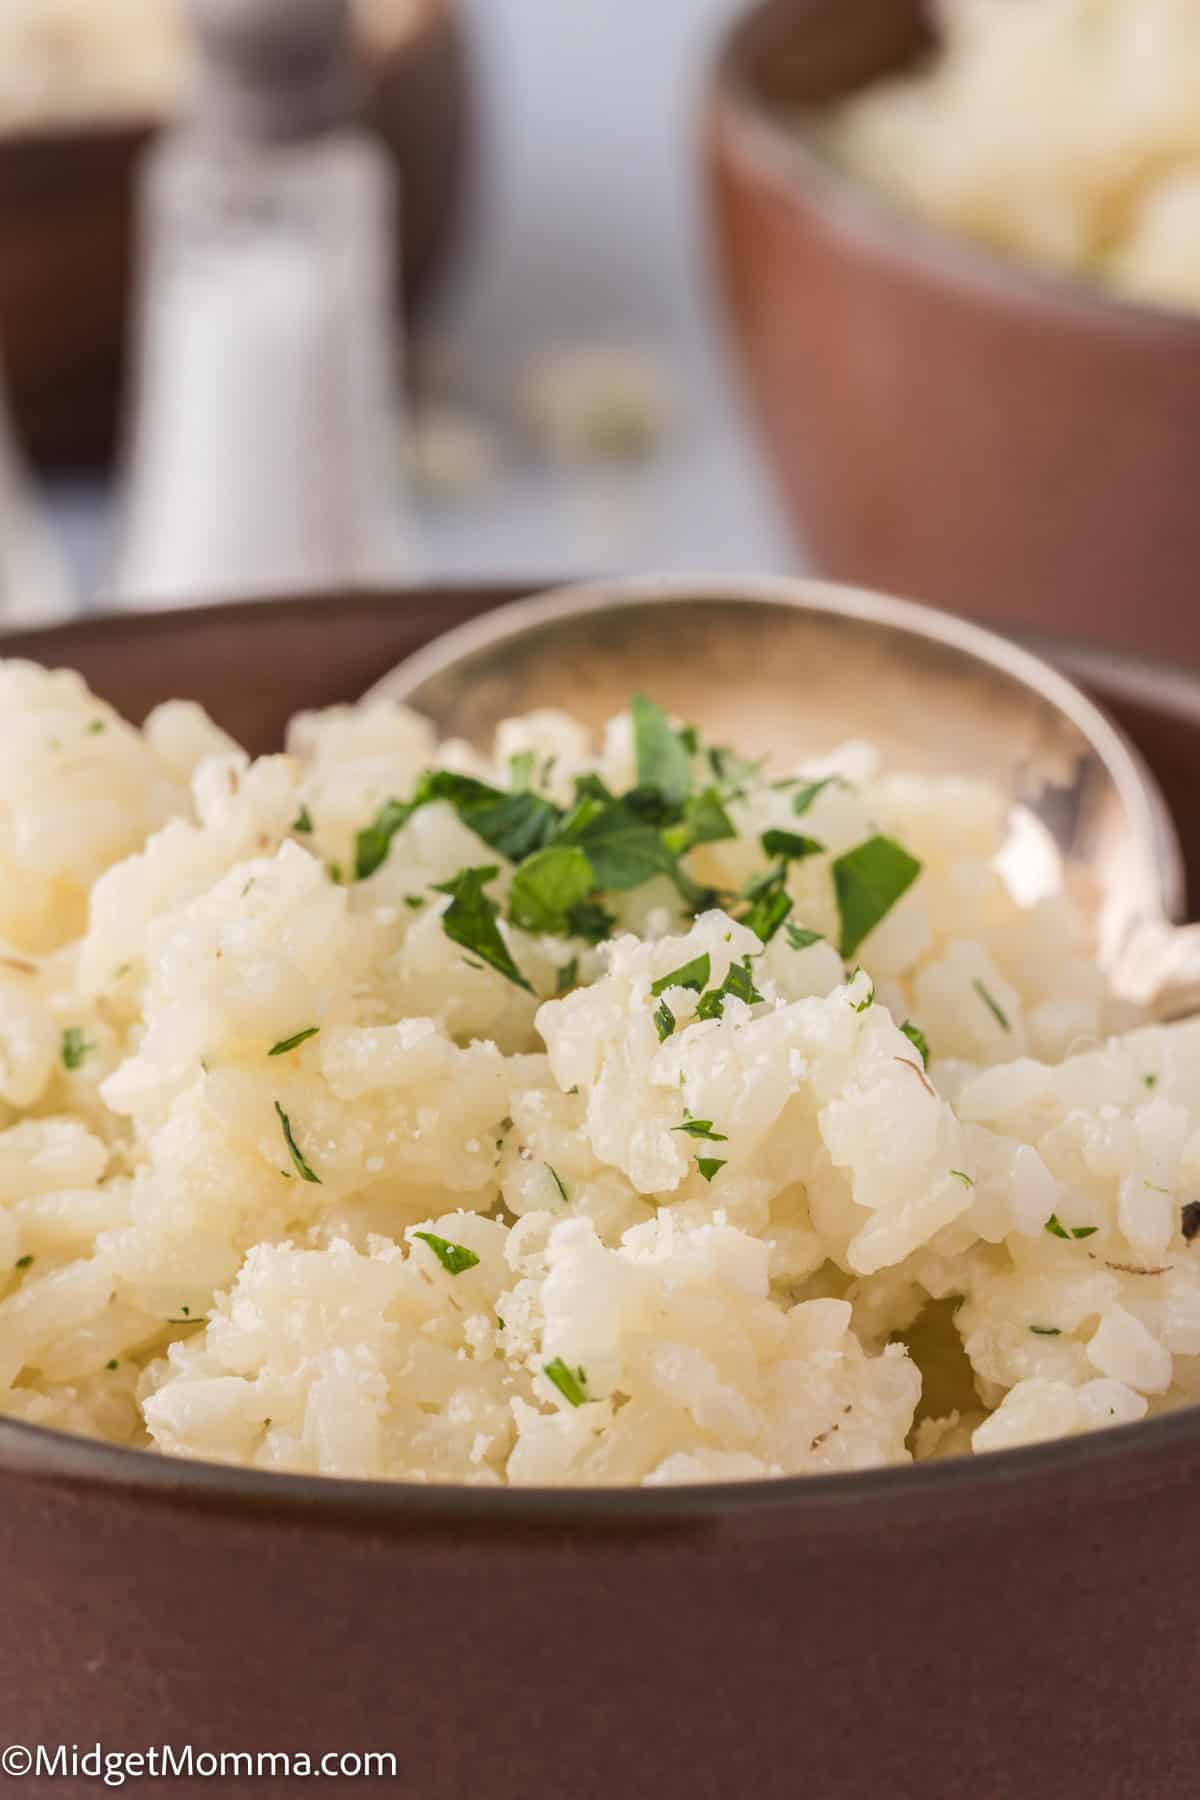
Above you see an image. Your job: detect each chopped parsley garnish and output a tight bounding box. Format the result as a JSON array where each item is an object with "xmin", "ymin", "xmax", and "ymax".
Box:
[
  {"xmin": 554, "ymin": 791, "xmax": 690, "ymax": 899},
  {"xmin": 413, "ymin": 1230, "xmax": 480, "ymax": 1275},
  {"xmin": 1044, "ymin": 1213, "xmax": 1097, "ymax": 1241},
  {"xmin": 268, "ymin": 1027, "xmax": 320, "ymax": 1058},
  {"xmin": 695, "ymin": 958, "xmax": 764, "ymax": 1021},
  {"xmin": 784, "ymin": 924, "xmax": 824, "ymax": 952},
  {"xmin": 327, "ymin": 862, "xmax": 344, "ymax": 885},
  {"xmin": 14, "ymin": 1254, "xmax": 33, "ymax": 1270},
  {"xmin": 697, "ymin": 1157, "xmax": 726, "ymax": 1183},
  {"xmin": 274, "ymin": 1101, "xmax": 322, "ymax": 1184},
  {"xmin": 105, "ymin": 1358, "xmax": 119, "ymax": 1370},
  {"xmin": 86, "ymin": 719, "xmax": 107, "ymax": 736},
  {"xmin": 848, "ymin": 973, "xmax": 875, "ymax": 1013},
  {"xmin": 547, "ymin": 1166, "xmax": 569, "ymax": 1204},
  {"xmin": 901, "ymin": 1020, "xmax": 931, "ymax": 1069},
  {"xmin": 544, "ymin": 1357, "xmax": 589, "ymax": 1407},
  {"xmin": 1143, "ymin": 1073, "xmax": 1159, "ymax": 1090},
  {"xmin": 1182, "ymin": 1200, "xmax": 1200, "ymax": 1243},
  {"xmin": 433, "ymin": 867, "xmax": 532, "ymax": 992},
  {"xmin": 832, "ymin": 835, "xmax": 922, "ymax": 958},
  {"xmin": 663, "ymin": 788, "xmax": 737, "ymax": 856},
  {"xmin": 404, "ymin": 894, "xmax": 425, "ymax": 910},
  {"xmin": 972, "ymin": 978, "xmax": 1011, "ymax": 1032},
  {"xmin": 632, "ymin": 693, "xmax": 692, "ymax": 808},
  {"xmin": 672, "ymin": 1118, "xmax": 728, "ymax": 1142},
  {"xmin": 357, "ymin": 772, "xmax": 561, "ymax": 882},
  {"xmin": 739, "ymin": 874, "xmax": 793, "ymax": 944},
  {"xmin": 651, "ymin": 953, "xmax": 711, "ymax": 997},
  {"xmin": 61, "ymin": 1027, "xmax": 94, "ymax": 1071},
  {"xmin": 1145, "ymin": 1181, "xmax": 1170, "ymax": 1195},
  {"xmin": 509, "ymin": 846, "xmax": 594, "ymax": 935},
  {"xmin": 556, "ymin": 957, "xmax": 579, "ymax": 996},
  {"xmin": 508, "ymin": 750, "xmax": 536, "ymax": 792},
  {"xmin": 1030, "ymin": 1325, "xmax": 1061, "ymax": 1337},
  {"xmin": 760, "ymin": 829, "xmax": 824, "ymax": 863},
  {"xmin": 949, "ymin": 1169, "xmax": 974, "ymax": 1187},
  {"xmin": 292, "ymin": 804, "xmax": 314, "ymax": 834},
  {"xmin": 791, "ymin": 776, "xmax": 841, "ymax": 817},
  {"xmin": 564, "ymin": 898, "xmax": 617, "ymax": 944},
  {"xmin": 654, "ymin": 999, "xmax": 676, "ymax": 1042}
]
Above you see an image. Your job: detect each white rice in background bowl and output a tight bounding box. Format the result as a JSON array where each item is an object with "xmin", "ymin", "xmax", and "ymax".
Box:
[{"xmin": 0, "ymin": 657, "xmax": 1196, "ymax": 1486}]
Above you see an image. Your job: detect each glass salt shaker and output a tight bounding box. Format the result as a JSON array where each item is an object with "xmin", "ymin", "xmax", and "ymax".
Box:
[
  {"xmin": 0, "ymin": 352, "xmax": 75, "ymax": 625},
  {"xmin": 113, "ymin": 0, "xmax": 421, "ymax": 609}
]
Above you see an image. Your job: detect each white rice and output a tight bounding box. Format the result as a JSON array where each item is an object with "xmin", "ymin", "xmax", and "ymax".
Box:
[
  {"xmin": 820, "ymin": 0, "xmax": 1200, "ymax": 315},
  {"xmin": 0, "ymin": 656, "xmax": 1197, "ymax": 1487}
]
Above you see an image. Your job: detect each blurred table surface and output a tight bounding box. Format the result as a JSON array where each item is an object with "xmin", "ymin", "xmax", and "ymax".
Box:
[{"xmin": 45, "ymin": 0, "xmax": 794, "ymax": 610}]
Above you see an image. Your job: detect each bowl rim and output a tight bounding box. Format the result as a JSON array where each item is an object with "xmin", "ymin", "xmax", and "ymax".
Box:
[
  {"xmin": 709, "ymin": 0, "xmax": 1200, "ymax": 341},
  {"xmin": 2, "ymin": 582, "xmax": 1199, "ymax": 1525}
]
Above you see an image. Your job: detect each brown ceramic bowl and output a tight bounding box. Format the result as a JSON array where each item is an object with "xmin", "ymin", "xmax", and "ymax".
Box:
[
  {"xmin": 0, "ymin": 585, "xmax": 1199, "ymax": 1798},
  {"xmin": 0, "ymin": 0, "xmax": 469, "ymax": 473},
  {"xmin": 706, "ymin": 0, "xmax": 1200, "ymax": 665}
]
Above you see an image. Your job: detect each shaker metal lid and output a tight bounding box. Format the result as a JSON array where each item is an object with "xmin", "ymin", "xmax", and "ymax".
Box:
[{"xmin": 183, "ymin": 0, "xmax": 362, "ymax": 141}]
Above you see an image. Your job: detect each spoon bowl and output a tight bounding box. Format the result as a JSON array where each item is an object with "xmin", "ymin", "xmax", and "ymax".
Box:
[{"xmin": 368, "ymin": 573, "xmax": 1195, "ymax": 1012}]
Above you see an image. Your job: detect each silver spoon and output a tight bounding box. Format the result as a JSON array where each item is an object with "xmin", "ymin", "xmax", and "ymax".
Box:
[{"xmin": 366, "ymin": 574, "xmax": 1196, "ymax": 1017}]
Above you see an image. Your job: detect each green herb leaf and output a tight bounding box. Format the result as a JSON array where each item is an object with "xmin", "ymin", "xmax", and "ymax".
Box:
[
  {"xmin": 413, "ymin": 1230, "xmax": 481, "ymax": 1276},
  {"xmin": 849, "ymin": 974, "xmax": 875, "ymax": 1013},
  {"xmin": 274, "ymin": 1100, "xmax": 322, "ymax": 1184},
  {"xmin": 105, "ymin": 1357, "xmax": 119, "ymax": 1370},
  {"xmin": 832, "ymin": 835, "xmax": 922, "ymax": 958},
  {"xmin": 900, "ymin": 1020, "xmax": 931, "ymax": 1069},
  {"xmin": 760, "ymin": 829, "xmax": 825, "ymax": 863},
  {"xmin": 14, "ymin": 1254, "xmax": 33, "ymax": 1270},
  {"xmin": 1143, "ymin": 1073, "xmax": 1158, "ymax": 1090},
  {"xmin": 404, "ymin": 895, "xmax": 425, "ymax": 910},
  {"xmin": 433, "ymin": 867, "xmax": 533, "ymax": 993},
  {"xmin": 695, "ymin": 958, "xmax": 764, "ymax": 1022},
  {"xmin": 86, "ymin": 718, "xmax": 107, "ymax": 736},
  {"xmin": 972, "ymin": 978, "xmax": 1011, "ymax": 1032},
  {"xmin": 565, "ymin": 898, "xmax": 616, "ymax": 944},
  {"xmin": 292, "ymin": 804, "xmax": 314, "ymax": 835},
  {"xmin": 651, "ymin": 953, "xmax": 711, "ymax": 997},
  {"xmin": 544, "ymin": 1357, "xmax": 589, "ymax": 1407},
  {"xmin": 632, "ymin": 693, "xmax": 691, "ymax": 808},
  {"xmin": 556, "ymin": 957, "xmax": 579, "ymax": 996},
  {"xmin": 354, "ymin": 798, "xmax": 412, "ymax": 880},
  {"xmin": 547, "ymin": 1165, "xmax": 569, "ymax": 1204},
  {"xmin": 268, "ymin": 1027, "xmax": 320, "ymax": 1058},
  {"xmin": 949, "ymin": 1169, "xmax": 974, "ymax": 1187},
  {"xmin": 663, "ymin": 788, "xmax": 737, "ymax": 856},
  {"xmin": 784, "ymin": 924, "xmax": 824, "ymax": 952},
  {"xmin": 741, "ymin": 883, "xmax": 793, "ymax": 945},
  {"xmin": 791, "ymin": 776, "xmax": 841, "ymax": 817},
  {"xmin": 508, "ymin": 750, "xmax": 536, "ymax": 792},
  {"xmin": 707, "ymin": 744, "xmax": 764, "ymax": 795},
  {"xmin": 61, "ymin": 1027, "xmax": 94, "ymax": 1072},
  {"xmin": 672, "ymin": 1118, "xmax": 728, "ymax": 1142},
  {"xmin": 357, "ymin": 772, "xmax": 563, "ymax": 881},
  {"xmin": 1030, "ymin": 1325, "xmax": 1061, "ymax": 1337},
  {"xmin": 654, "ymin": 998, "xmax": 676, "ymax": 1042},
  {"xmin": 1044, "ymin": 1213, "xmax": 1097, "ymax": 1241},
  {"xmin": 509, "ymin": 845, "xmax": 595, "ymax": 935},
  {"xmin": 554, "ymin": 795, "xmax": 677, "ymax": 893},
  {"xmin": 697, "ymin": 1157, "xmax": 726, "ymax": 1183}
]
